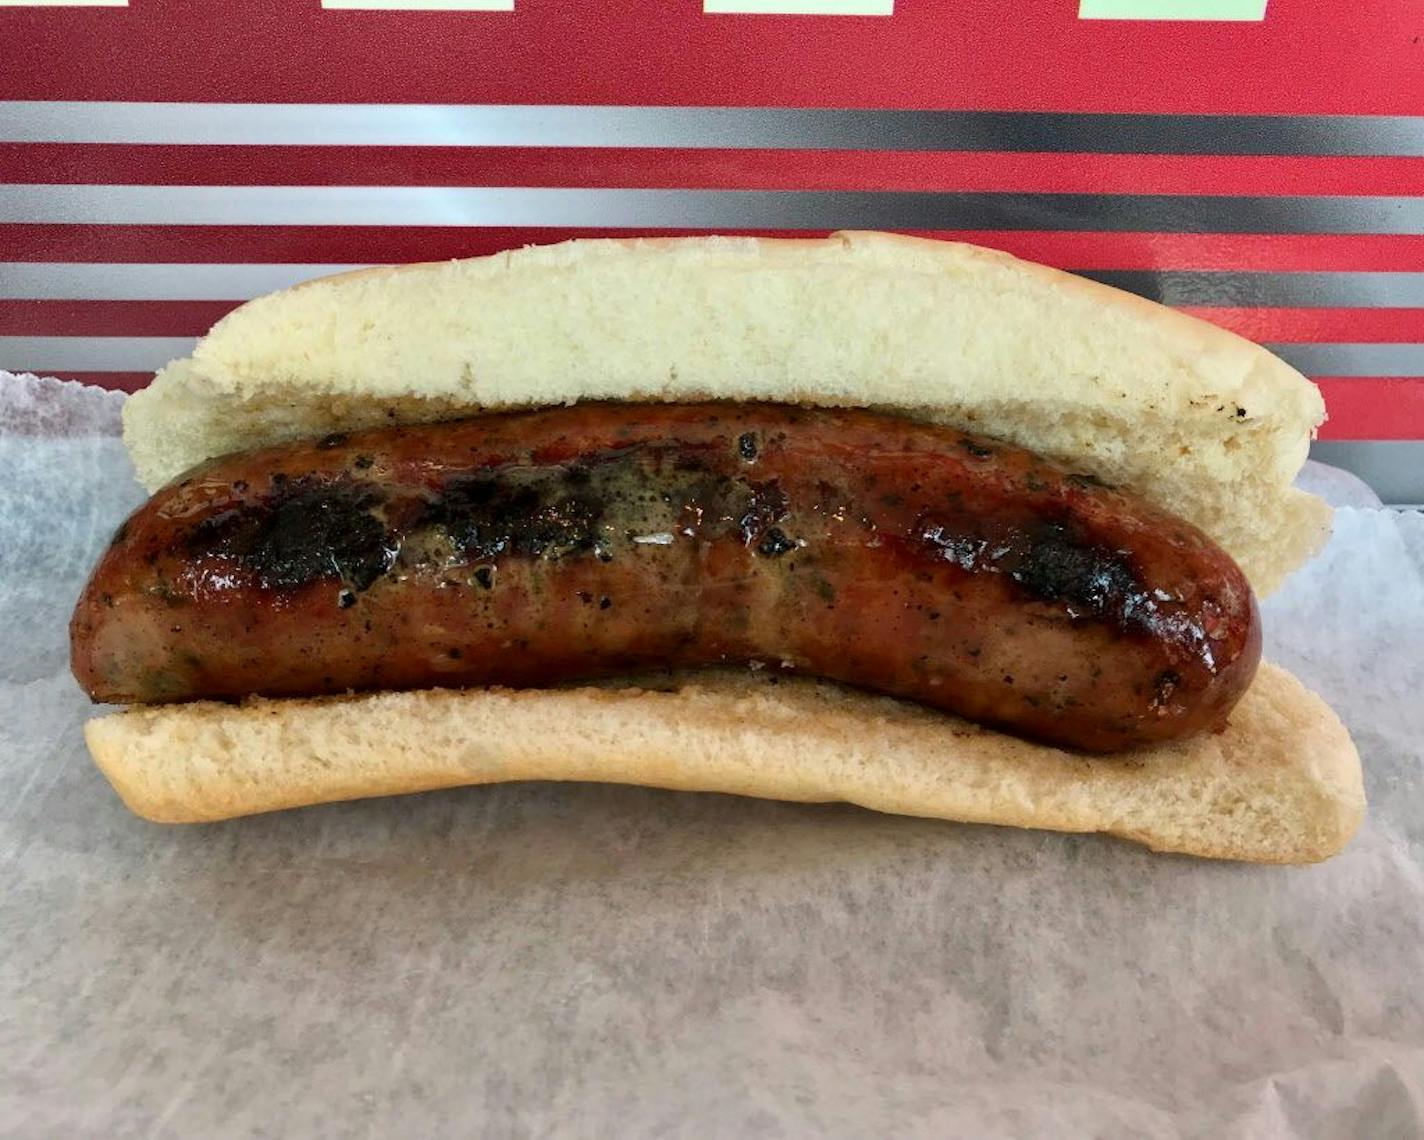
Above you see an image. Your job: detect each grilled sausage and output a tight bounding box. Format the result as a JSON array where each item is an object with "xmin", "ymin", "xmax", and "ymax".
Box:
[{"xmin": 70, "ymin": 403, "xmax": 1261, "ymax": 752}]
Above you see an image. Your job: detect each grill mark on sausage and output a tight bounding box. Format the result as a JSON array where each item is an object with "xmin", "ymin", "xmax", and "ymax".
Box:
[
  {"xmin": 179, "ymin": 447, "xmax": 811, "ymax": 596},
  {"xmin": 911, "ymin": 511, "xmax": 1208, "ymax": 650},
  {"xmin": 187, "ymin": 478, "xmax": 397, "ymax": 593},
  {"xmin": 425, "ymin": 468, "xmax": 603, "ymax": 562},
  {"xmin": 1009, "ymin": 522, "xmax": 1141, "ymax": 619}
]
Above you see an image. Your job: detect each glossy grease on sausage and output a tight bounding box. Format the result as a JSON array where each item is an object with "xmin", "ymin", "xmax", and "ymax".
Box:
[{"xmin": 70, "ymin": 403, "xmax": 1260, "ymax": 752}]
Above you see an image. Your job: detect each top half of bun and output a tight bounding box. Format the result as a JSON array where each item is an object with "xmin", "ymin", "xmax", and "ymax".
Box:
[{"xmin": 124, "ymin": 231, "xmax": 1329, "ymax": 595}]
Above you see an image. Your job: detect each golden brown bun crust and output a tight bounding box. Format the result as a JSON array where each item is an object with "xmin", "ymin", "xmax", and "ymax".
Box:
[{"xmin": 86, "ymin": 664, "xmax": 1363, "ymax": 864}]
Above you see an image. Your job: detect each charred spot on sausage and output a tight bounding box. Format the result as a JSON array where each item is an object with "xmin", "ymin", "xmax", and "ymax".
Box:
[
  {"xmin": 756, "ymin": 527, "xmax": 797, "ymax": 558},
  {"xmin": 426, "ymin": 470, "xmax": 601, "ymax": 562},
  {"xmin": 739, "ymin": 480, "xmax": 789, "ymax": 546},
  {"xmin": 1008, "ymin": 523, "xmax": 1152, "ymax": 630},
  {"xmin": 188, "ymin": 479, "xmax": 397, "ymax": 593}
]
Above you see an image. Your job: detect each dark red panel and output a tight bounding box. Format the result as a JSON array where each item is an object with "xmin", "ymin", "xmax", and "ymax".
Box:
[{"xmin": 1, "ymin": 0, "xmax": 1420, "ymax": 113}]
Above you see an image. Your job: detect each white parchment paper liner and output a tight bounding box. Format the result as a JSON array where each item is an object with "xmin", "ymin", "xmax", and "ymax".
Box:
[{"xmin": 2, "ymin": 373, "xmax": 1421, "ymax": 1137}]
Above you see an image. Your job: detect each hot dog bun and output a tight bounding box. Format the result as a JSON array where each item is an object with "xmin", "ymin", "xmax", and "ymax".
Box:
[
  {"xmin": 88, "ymin": 664, "xmax": 1361, "ymax": 864},
  {"xmin": 95, "ymin": 232, "xmax": 1363, "ymax": 861},
  {"xmin": 126, "ymin": 231, "xmax": 1328, "ymax": 595}
]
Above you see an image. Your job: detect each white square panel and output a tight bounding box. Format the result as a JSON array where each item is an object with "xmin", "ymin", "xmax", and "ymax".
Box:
[
  {"xmin": 705, "ymin": 0, "xmax": 894, "ymax": 14},
  {"xmin": 322, "ymin": 0, "xmax": 514, "ymax": 10},
  {"xmin": 1080, "ymin": 0, "xmax": 1266, "ymax": 19}
]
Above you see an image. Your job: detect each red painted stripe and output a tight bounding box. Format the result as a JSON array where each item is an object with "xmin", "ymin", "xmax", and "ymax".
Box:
[
  {"xmin": 1, "ymin": 0, "xmax": 1419, "ymax": 113},
  {"xmin": 1316, "ymin": 378, "xmax": 1424, "ymax": 441},
  {"xmin": 1182, "ymin": 307, "xmax": 1424, "ymax": 342},
  {"xmin": 25, "ymin": 371, "xmax": 152, "ymax": 393},
  {"xmin": 5, "ymin": 145, "xmax": 1423, "ymax": 196},
  {"xmin": 7, "ymin": 226, "xmax": 1424, "ymax": 272},
  {"xmin": 0, "ymin": 300, "xmax": 238, "ymax": 336}
]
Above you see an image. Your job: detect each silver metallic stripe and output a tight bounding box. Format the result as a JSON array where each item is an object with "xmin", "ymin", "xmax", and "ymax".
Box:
[
  {"xmin": 3, "ymin": 186, "xmax": 1423, "ymax": 233},
  {"xmin": 3, "ymin": 102, "xmax": 1423, "ymax": 155},
  {"xmin": 1266, "ymin": 344, "xmax": 1424, "ymax": 377},
  {"xmin": 0, "ymin": 336, "xmax": 196, "ymax": 371},
  {"xmin": 7, "ymin": 262, "xmax": 1424, "ymax": 314},
  {"xmin": 0, "ymin": 263, "xmax": 365, "ymax": 300},
  {"xmin": 1080, "ymin": 271, "xmax": 1424, "ymax": 308},
  {"xmin": 1309, "ymin": 442, "xmax": 1424, "ymax": 505}
]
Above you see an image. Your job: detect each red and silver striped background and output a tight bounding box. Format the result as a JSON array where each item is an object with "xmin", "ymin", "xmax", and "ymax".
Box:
[{"xmin": 2, "ymin": 0, "xmax": 1421, "ymax": 497}]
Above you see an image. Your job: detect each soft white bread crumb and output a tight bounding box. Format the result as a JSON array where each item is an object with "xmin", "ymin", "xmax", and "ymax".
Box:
[
  {"xmin": 124, "ymin": 232, "xmax": 1329, "ymax": 595},
  {"xmin": 86, "ymin": 664, "xmax": 1363, "ymax": 864}
]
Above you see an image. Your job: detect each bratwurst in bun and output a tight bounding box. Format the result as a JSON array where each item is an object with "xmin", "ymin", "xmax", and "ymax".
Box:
[{"xmin": 69, "ymin": 232, "xmax": 1364, "ymax": 862}]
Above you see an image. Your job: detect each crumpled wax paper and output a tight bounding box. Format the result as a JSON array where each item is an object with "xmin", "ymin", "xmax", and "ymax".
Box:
[{"xmin": 2, "ymin": 372, "xmax": 1421, "ymax": 1139}]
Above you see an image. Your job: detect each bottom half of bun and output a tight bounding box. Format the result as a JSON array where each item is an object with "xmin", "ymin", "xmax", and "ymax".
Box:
[{"xmin": 83, "ymin": 662, "xmax": 1363, "ymax": 864}]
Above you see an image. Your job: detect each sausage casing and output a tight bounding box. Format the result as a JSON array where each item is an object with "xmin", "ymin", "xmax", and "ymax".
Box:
[{"xmin": 70, "ymin": 403, "xmax": 1261, "ymax": 752}]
